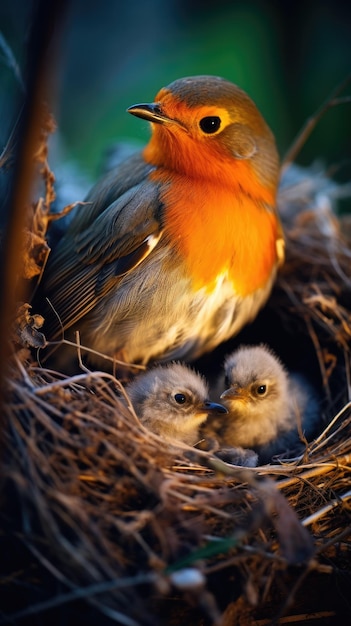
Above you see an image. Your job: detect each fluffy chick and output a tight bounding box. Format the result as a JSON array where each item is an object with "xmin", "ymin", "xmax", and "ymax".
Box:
[
  {"xmin": 205, "ymin": 344, "xmax": 320, "ymax": 463},
  {"xmin": 125, "ymin": 363, "xmax": 227, "ymax": 445}
]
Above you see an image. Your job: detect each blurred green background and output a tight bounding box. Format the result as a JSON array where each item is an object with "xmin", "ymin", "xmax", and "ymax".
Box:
[{"xmin": 0, "ymin": 0, "xmax": 350, "ymax": 188}]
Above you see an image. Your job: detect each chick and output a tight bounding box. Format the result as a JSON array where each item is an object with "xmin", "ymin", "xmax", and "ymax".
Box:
[
  {"xmin": 125, "ymin": 363, "xmax": 227, "ymax": 445},
  {"xmin": 205, "ymin": 345, "xmax": 320, "ymax": 463}
]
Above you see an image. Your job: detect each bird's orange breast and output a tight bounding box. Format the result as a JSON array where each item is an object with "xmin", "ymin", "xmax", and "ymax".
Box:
[{"xmin": 150, "ymin": 166, "xmax": 279, "ymax": 296}]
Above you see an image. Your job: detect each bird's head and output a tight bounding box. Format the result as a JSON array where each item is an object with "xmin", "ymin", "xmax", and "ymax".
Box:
[
  {"xmin": 126, "ymin": 363, "xmax": 227, "ymax": 443},
  {"xmin": 220, "ymin": 344, "xmax": 289, "ymax": 421},
  {"xmin": 128, "ymin": 75, "xmax": 279, "ymax": 192}
]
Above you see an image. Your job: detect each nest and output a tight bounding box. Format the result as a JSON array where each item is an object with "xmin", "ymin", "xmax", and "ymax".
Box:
[{"xmin": 1, "ymin": 115, "xmax": 351, "ymax": 626}]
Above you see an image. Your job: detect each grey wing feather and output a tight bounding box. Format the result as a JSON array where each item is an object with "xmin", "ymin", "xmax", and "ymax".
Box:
[
  {"xmin": 73, "ymin": 181, "xmax": 162, "ymax": 264},
  {"xmin": 42, "ymin": 154, "xmax": 164, "ymax": 334},
  {"xmin": 68, "ymin": 152, "xmax": 155, "ymax": 232}
]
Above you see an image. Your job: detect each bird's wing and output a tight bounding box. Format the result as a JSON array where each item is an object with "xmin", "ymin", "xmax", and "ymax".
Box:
[
  {"xmin": 43, "ymin": 154, "xmax": 164, "ymax": 332},
  {"xmin": 69, "ymin": 152, "xmax": 155, "ymax": 231}
]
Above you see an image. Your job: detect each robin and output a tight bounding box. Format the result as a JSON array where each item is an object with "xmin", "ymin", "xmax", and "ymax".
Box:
[
  {"xmin": 204, "ymin": 344, "xmax": 320, "ymax": 463},
  {"xmin": 41, "ymin": 75, "xmax": 284, "ymax": 370},
  {"xmin": 124, "ymin": 362, "xmax": 227, "ymax": 445}
]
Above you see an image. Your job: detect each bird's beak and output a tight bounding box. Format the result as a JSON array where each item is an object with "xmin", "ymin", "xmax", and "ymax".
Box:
[
  {"xmin": 220, "ymin": 387, "xmax": 248, "ymax": 402},
  {"xmin": 127, "ymin": 102, "xmax": 185, "ymax": 129},
  {"xmin": 201, "ymin": 401, "xmax": 228, "ymax": 415}
]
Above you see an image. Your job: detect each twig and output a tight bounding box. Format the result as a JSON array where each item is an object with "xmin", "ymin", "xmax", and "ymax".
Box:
[
  {"xmin": 301, "ymin": 489, "xmax": 351, "ymax": 527},
  {"xmin": 303, "ymin": 314, "xmax": 332, "ymax": 403},
  {"xmin": 282, "ymin": 74, "xmax": 351, "ymax": 170},
  {"xmin": 44, "ymin": 337, "xmax": 146, "ymax": 371},
  {"xmin": 75, "ymin": 330, "xmax": 91, "ymax": 373},
  {"xmin": 32, "ymin": 370, "xmax": 121, "ymax": 395},
  {"xmin": 275, "ymin": 462, "xmax": 343, "ymax": 490},
  {"xmin": 309, "ymin": 401, "xmax": 351, "ymax": 452},
  {"xmin": 0, "ymin": 573, "xmax": 153, "ymax": 626}
]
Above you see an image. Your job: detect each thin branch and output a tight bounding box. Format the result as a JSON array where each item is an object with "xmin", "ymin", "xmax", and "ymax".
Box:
[
  {"xmin": 302, "ymin": 490, "xmax": 351, "ymax": 527},
  {"xmin": 282, "ymin": 74, "xmax": 351, "ymax": 170},
  {"xmin": 0, "ymin": 573, "xmax": 153, "ymax": 626}
]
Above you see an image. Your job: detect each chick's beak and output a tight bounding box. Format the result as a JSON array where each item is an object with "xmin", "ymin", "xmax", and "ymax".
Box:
[
  {"xmin": 201, "ymin": 401, "xmax": 228, "ymax": 415},
  {"xmin": 220, "ymin": 386, "xmax": 248, "ymax": 402},
  {"xmin": 127, "ymin": 102, "xmax": 185, "ymax": 129}
]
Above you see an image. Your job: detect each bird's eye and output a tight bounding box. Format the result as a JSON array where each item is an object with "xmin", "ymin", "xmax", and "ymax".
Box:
[
  {"xmin": 224, "ymin": 374, "xmax": 231, "ymax": 388},
  {"xmin": 199, "ymin": 116, "xmax": 221, "ymax": 134},
  {"xmin": 256, "ymin": 384, "xmax": 267, "ymax": 396},
  {"xmin": 174, "ymin": 393, "xmax": 187, "ymax": 404}
]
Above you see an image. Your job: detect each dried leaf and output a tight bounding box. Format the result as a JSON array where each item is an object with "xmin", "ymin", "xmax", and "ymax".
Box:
[{"xmin": 14, "ymin": 302, "xmax": 47, "ymax": 348}]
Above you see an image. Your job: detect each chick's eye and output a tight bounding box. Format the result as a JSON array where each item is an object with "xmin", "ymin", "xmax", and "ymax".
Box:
[
  {"xmin": 199, "ymin": 116, "xmax": 221, "ymax": 134},
  {"xmin": 174, "ymin": 393, "xmax": 187, "ymax": 404},
  {"xmin": 256, "ymin": 385, "xmax": 267, "ymax": 396},
  {"xmin": 224, "ymin": 375, "xmax": 231, "ymax": 388}
]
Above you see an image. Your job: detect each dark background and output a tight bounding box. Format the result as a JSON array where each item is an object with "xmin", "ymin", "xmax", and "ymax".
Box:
[{"xmin": 0, "ymin": 0, "xmax": 350, "ymax": 193}]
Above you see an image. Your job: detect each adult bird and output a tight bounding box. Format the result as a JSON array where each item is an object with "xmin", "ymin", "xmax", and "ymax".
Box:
[{"xmin": 40, "ymin": 76, "xmax": 284, "ymax": 371}]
